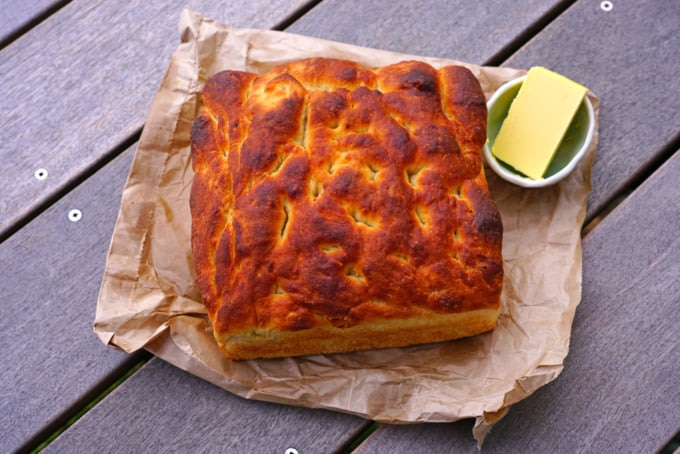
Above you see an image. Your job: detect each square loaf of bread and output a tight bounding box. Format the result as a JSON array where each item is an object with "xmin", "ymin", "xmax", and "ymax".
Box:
[{"xmin": 190, "ymin": 58, "xmax": 503, "ymax": 360}]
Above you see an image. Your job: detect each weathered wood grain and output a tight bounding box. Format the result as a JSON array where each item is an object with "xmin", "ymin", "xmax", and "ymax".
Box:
[
  {"xmin": 287, "ymin": 0, "xmax": 569, "ymax": 64},
  {"xmin": 43, "ymin": 358, "xmax": 369, "ymax": 453},
  {"xmin": 354, "ymin": 151, "xmax": 680, "ymax": 452},
  {"xmin": 5, "ymin": 1, "xmax": 680, "ymax": 453},
  {"xmin": 503, "ymin": 0, "xmax": 680, "ymax": 220},
  {"xmin": 0, "ymin": 0, "xmax": 63, "ymax": 46},
  {"xmin": 0, "ymin": 147, "xmax": 136, "ymax": 453},
  {"xmin": 0, "ymin": 0, "xmax": 311, "ymax": 239}
]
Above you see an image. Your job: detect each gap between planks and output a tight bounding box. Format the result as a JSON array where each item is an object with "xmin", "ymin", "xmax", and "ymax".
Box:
[
  {"xmin": 483, "ymin": 0, "xmax": 577, "ymax": 67},
  {"xmin": 334, "ymin": 421, "xmax": 380, "ymax": 454},
  {"xmin": 18, "ymin": 350, "xmax": 152, "ymax": 454},
  {"xmin": 582, "ymin": 133, "xmax": 680, "ymax": 236},
  {"xmin": 0, "ymin": 127, "xmax": 142, "ymax": 245},
  {"xmin": 0, "ymin": 0, "xmax": 73, "ymax": 51},
  {"xmin": 272, "ymin": 0, "xmax": 326, "ymax": 31}
]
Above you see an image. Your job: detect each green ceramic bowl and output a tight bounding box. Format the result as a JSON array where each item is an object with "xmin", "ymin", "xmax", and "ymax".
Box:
[{"xmin": 482, "ymin": 75, "xmax": 595, "ymax": 188}]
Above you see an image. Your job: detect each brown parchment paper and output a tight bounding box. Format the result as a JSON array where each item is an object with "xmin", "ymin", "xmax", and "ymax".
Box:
[{"xmin": 95, "ymin": 9, "xmax": 600, "ymax": 444}]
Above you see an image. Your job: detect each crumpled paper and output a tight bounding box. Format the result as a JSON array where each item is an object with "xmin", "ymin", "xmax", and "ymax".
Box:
[{"xmin": 95, "ymin": 9, "xmax": 599, "ymax": 444}]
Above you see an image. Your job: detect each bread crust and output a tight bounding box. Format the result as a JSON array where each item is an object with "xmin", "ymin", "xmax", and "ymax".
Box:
[{"xmin": 190, "ymin": 58, "xmax": 503, "ymax": 360}]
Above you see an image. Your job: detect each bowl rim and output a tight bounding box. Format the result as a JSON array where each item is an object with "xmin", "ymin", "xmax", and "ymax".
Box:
[{"xmin": 482, "ymin": 75, "xmax": 595, "ymax": 188}]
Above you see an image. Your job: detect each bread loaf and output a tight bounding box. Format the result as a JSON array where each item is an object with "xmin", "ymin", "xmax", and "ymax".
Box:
[{"xmin": 190, "ymin": 58, "xmax": 503, "ymax": 360}]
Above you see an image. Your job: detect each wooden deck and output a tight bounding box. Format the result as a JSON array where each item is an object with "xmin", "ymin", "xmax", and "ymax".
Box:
[{"xmin": 1, "ymin": 1, "xmax": 678, "ymax": 452}]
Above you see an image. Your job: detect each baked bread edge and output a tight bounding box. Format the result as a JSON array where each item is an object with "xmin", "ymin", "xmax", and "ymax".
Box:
[{"xmin": 217, "ymin": 307, "xmax": 499, "ymax": 360}]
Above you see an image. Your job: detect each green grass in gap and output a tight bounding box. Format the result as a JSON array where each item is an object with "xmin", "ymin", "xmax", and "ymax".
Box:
[
  {"xmin": 339, "ymin": 421, "xmax": 380, "ymax": 453},
  {"xmin": 32, "ymin": 358, "xmax": 148, "ymax": 452}
]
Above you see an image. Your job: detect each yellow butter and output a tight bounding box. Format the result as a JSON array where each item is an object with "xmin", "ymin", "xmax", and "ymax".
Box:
[{"xmin": 491, "ymin": 67, "xmax": 588, "ymax": 180}]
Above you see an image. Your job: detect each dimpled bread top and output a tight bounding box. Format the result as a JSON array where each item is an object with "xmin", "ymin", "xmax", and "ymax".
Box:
[{"xmin": 190, "ymin": 58, "xmax": 503, "ymax": 360}]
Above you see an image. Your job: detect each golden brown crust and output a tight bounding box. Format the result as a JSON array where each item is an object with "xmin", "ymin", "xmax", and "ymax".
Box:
[{"xmin": 190, "ymin": 58, "xmax": 503, "ymax": 360}]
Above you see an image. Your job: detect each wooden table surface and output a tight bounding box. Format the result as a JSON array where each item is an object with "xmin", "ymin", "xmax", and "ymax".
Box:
[{"xmin": 1, "ymin": 1, "xmax": 678, "ymax": 453}]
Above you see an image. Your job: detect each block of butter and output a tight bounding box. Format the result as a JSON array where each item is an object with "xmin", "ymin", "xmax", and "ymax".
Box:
[{"xmin": 491, "ymin": 67, "xmax": 588, "ymax": 180}]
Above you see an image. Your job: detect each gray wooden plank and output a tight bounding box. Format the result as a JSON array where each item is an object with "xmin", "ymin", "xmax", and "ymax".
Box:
[
  {"xmin": 354, "ymin": 151, "xmax": 680, "ymax": 453},
  {"xmin": 355, "ymin": 420, "xmax": 477, "ymax": 453},
  {"xmin": 0, "ymin": 0, "xmax": 63, "ymax": 45},
  {"xmin": 44, "ymin": 357, "xmax": 369, "ymax": 453},
  {"xmin": 502, "ymin": 0, "xmax": 680, "ymax": 220},
  {"xmin": 0, "ymin": 147, "xmax": 136, "ymax": 453},
  {"xmin": 287, "ymin": 0, "xmax": 569, "ymax": 64},
  {"xmin": 0, "ymin": 0, "xmax": 311, "ymax": 239}
]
